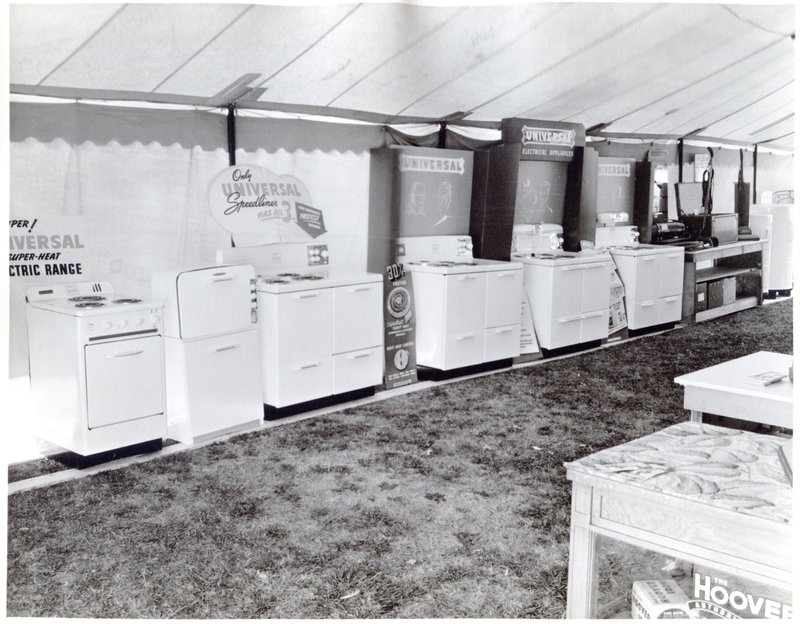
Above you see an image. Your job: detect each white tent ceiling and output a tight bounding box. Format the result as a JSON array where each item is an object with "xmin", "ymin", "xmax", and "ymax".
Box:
[{"xmin": 8, "ymin": 2, "xmax": 796, "ymax": 150}]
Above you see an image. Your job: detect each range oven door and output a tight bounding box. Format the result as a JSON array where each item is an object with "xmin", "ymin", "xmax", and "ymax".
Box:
[{"xmin": 84, "ymin": 336, "xmax": 165, "ymax": 429}]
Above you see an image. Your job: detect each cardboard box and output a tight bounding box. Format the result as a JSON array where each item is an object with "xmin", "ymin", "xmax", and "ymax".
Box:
[
  {"xmin": 721, "ymin": 276, "xmax": 736, "ymax": 305},
  {"xmin": 707, "ymin": 280, "xmax": 724, "ymax": 309},
  {"xmin": 632, "ymin": 579, "xmax": 691, "ymax": 619},
  {"xmin": 689, "ymin": 569, "xmax": 793, "ymax": 619},
  {"xmin": 695, "ymin": 283, "xmax": 708, "ymax": 312}
]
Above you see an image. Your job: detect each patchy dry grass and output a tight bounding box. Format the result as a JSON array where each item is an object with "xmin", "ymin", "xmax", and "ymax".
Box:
[{"xmin": 6, "ymin": 300, "xmax": 792, "ymax": 618}]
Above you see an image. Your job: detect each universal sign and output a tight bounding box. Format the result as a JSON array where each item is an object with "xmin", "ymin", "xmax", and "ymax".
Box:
[
  {"xmin": 208, "ymin": 165, "xmax": 326, "ymax": 247},
  {"xmin": 399, "ymin": 155, "xmax": 466, "ymax": 175},
  {"xmin": 501, "ymin": 118, "xmax": 585, "ymax": 162},
  {"xmin": 598, "ymin": 163, "xmax": 631, "ymax": 177}
]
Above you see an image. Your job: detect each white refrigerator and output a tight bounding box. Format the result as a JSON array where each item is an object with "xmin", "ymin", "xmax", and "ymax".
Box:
[{"xmin": 152, "ymin": 264, "xmax": 263, "ymax": 444}]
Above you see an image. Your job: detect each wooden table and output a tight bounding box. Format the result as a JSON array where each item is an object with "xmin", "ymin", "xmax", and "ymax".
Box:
[
  {"xmin": 674, "ymin": 351, "xmax": 793, "ymax": 429},
  {"xmin": 564, "ymin": 422, "xmax": 792, "ymax": 619}
]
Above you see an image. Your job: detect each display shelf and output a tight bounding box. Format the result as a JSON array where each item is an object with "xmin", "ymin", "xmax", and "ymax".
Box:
[
  {"xmin": 681, "ymin": 240, "xmax": 766, "ymax": 324},
  {"xmin": 694, "ymin": 296, "xmax": 760, "ymax": 323},
  {"xmin": 694, "ymin": 265, "xmax": 759, "ymax": 284}
]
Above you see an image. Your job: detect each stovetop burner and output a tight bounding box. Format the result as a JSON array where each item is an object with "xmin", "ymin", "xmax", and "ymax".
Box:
[
  {"xmin": 294, "ymin": 274, "xmax": 324, "ymax": 281},
  {"xmin": 70, "ymin": 295, "xmax": 106, "ymax": 302},
  {"xmin": 261, "ymin": 278, "xmax": 291, "ymax": 284},
  {"xmin": 113, "ymin": 298, "xmax": 142, "ymax": 304},
  {"xmin": 278, "ymin": 273, "xmax": 302, "ymax": 278},
  {"xmin": 75, "ymin": 302, "xmax": 106, "ymax": 308}
]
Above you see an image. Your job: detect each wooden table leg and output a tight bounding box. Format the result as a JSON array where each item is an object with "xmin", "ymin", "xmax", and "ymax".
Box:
[{"xmin": 566, "ymin": 482, "xmax": 598, "ymax": 618}]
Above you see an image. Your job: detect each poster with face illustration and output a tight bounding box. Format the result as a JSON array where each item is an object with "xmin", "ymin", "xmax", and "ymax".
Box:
[
  {"xmin": 513, "ymin": 160, "xmax": 568, "ymax": 226},
  {"xmin": 394, "ymin": 146, "xmax": 474, "ymax": 237}
]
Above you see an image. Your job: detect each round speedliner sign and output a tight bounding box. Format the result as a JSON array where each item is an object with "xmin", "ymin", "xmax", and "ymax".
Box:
[{"xmin": 208, "ymin": 165, "xmax": 326, "ymax": 247}]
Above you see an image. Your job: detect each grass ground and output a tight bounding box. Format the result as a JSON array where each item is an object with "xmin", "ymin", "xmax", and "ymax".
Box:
[{"xmin": 6, "ymin": 299, "xmax": 793, "ymax": 618}]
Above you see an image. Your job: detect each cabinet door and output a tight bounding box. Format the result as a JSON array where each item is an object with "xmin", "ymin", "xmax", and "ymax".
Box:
[
  {"xmin": 332, "ymin": 283, "xmax": 383, "ymax": 354},
  {"xmin": 550, "ymin": 265, "xmax": 584, "ymax": 319},
  {"xmin": 85, "ymin": 336, "xmax": 164, "ymax": 429},
  {"xmin": 272, "ymin": 289, "xmax": 332, "ymax": 364},
  {"xmin": 580, "ymin": 262, "xmax": 612, "ymax": 313},
  {"xmin": 658, "ymin": 252, "xmax": 685, "ymax": 297},
  {"xmin": 485, "ymin": 269, "xmax": 522, "ymax": 328},
  {"xmin": 443, "ymin": 273, "xmax": 487, "ymax": 334},
  {"xmin": 633, "ymin": 255, "xmax": 660, "ymax": 302}
]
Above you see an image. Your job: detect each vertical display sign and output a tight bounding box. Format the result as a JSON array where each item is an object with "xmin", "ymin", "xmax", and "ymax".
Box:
[
  {"xmin": 597, "ymin": 157, "xmax": 636, "ymax": 224},
  {"xmin": 395, "ymin": 147, "xmax": 474, "ymax": 238},
  {"xmin": 383, "ymin": 263, "xmax": 417, "ymax": 389}
]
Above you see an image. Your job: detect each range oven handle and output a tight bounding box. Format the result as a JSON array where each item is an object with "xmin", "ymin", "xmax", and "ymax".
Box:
[
  {"xmin": 108, "ymin": 349, "xmax": 144, "ymax": 358},
  {"xmin": 206, "ymin": 276, "xmax": 236, "ymax": 283}
]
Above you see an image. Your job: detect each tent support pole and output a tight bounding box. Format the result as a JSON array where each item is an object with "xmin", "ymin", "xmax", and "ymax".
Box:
[
  {"xmin": 438, "ymin": 122, "xmax": 447, "ymax": 149},
  {"xmin": 753, "ymin": 144, "xmax": 758, "ymax": 204},
  {"xmin": 678, "ymin": 139, "xmax": 684, "ymax": 183},
  {"xmin": 227, "ymin": 103, "xmax": 237, "ymax": 166}
]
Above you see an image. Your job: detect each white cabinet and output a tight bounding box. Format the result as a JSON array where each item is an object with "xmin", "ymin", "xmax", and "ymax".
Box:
[
  {"xmin": 408, "ymin": 266, "xmax": 522, "ymax": 371},
  {"xmin": 610, "ymin": 245, "xmax": 684, "ymax": 330},
  {"xmin": 258, "ymin": 281, "xmax": 383, "ymax": 410},
  {"xmin": 524, "ymin": 257, "xmax": 611, "ymax": 350}
]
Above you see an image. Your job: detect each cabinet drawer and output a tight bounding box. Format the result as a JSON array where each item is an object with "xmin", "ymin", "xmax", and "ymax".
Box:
[
  {"xmin": 579, "ymin": 309, "xmax": 609, "ymax": 343},
  {"xmin": 271, "ymin": 358, "xmax": 332, "ymax": 407},
  {"xmin": 442, "ymin": 330, "xmax": 484, "ymax": 370},
  {"xmin": 629, "ymin": 299, "xmax": 659, "ymax": 330},
  {"xmin": 658, "ymin": 295, "xmax": 682, "ymax": 324},
  {"xmin": 178, "ymin": 332, "xmax": 262, "ymax": 439},
  {"xmin": 484, "ymin": 324, "xmax": 520, "ymax": 361},
  {"xmin": 332, "ymin": 283, "xmax": 383, "ymax": 354},
  {"xmin": 547, "ymin": 314, "xmax": 583, "ymax": 350},
  {"xmin": 333, "ymin": 347, "xmax": 383, "ymax": 394}
]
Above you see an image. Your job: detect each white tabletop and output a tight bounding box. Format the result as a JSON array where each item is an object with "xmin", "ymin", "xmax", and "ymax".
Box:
[{"xmin": 674, "ymin": 351, "xmax": 793, "ymax": 405}]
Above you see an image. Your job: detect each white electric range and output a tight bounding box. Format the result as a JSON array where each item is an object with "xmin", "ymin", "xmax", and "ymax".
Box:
[
  {"xmin": 510, "ymin": 224, "xmax": 613, "ymax": 351},
  {"xmin": 25, "ymin": 281, "xmax": 166, "ymax": 458},
  {"xmin": 396, "ymin": 235, "xmax": 522, "ymax": 374},
  {"xmin": 217, "ymin": 243, "xmax": 384, "ymax": 419}
]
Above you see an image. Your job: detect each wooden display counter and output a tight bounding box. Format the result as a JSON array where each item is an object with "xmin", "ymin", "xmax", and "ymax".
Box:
[
  {"xmin": 564, "ymin": 422, "xmax": 792, "ymax": 619},
  {"xmin": 681, "ymin": 240, "xmax": 766, "ymax": 324}
]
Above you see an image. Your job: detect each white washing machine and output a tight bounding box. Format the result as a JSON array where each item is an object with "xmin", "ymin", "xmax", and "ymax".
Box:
[
  {"xmin": 25, "ymin": 281, "xmax": 166, "ymax": 457},
  {"xmin": 152, "ymin": 264, "xmax": 263, "ymax": 443},
  {"xmin": 511, "ymin": 225, "xmax": 612, "ymax": 350},
  {"xmin": 396, "ymin": 235, "xmax": 523, "ymax": 373},
  {"xmin": 217, "ymin": 243, "xmax": 384, "ymax": 418}
]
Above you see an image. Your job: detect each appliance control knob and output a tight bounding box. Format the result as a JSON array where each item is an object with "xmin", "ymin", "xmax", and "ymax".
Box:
[
  {"xmin": 150, "ymin": 315, "xmax": 160, "ymax": 324},
  {"xmin": 104, "ymin": 321, "xmax": 113, "ymax": 330},
  {"xmin": 119, "ymin": 320, "xmax": 129, "ymax": 328},
  {"xmin": 136, "ymin": 318, "xmax": 144, "ymax": 325},
  {"xmin": 87, "ymin": 323, "xmax": 95, "ymax": 331}
]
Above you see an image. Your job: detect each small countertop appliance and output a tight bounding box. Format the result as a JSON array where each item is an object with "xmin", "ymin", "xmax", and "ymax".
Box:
[
  {"xmin": 25, "ymin": 281, "xmax": 166, "ymax": 460},
  {"xmin": 217, "ymin": 243, "xmax": 384, "ymax": 419},
  {"xmin": 151, "ymin": 264, "xmax": 263, "ymax": 444}
]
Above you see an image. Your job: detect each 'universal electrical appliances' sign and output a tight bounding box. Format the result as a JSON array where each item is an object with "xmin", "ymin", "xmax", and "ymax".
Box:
[
  {"xmin": 208, "ymin": 165, "xmax": 326, "ymax": 247},
  {"xmin": 501, "ymin": 118, "xmax": 585, "ymax": 162}
]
